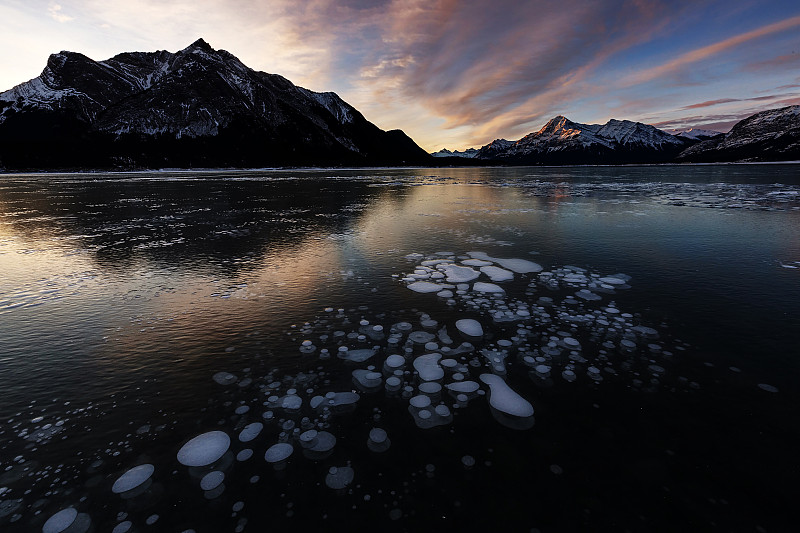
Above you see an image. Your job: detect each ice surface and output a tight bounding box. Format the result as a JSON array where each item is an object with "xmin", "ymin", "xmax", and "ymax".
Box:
[
  {"xmin": 479, "ymin": 374, "xmax": 534, "ymax": 417},
  {"xmin": 177, "ymin": 431, "xmax": 231, "ymax": 467},
  {"xmin": 112, "ymin": 464, "xmax": 154, "ymax": 494},
  {"xmin": 456, "ymin": 319, "xmax": 484, "ymax": 337},
  {"xmin": 43, "ymin": 507, "xmax": 77, "ymax": 533}
]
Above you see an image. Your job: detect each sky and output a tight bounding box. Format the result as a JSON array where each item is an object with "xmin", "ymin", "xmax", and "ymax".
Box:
[{"xmin": 1, "ymin": 0, "xmax": 799, "ymax": 151}]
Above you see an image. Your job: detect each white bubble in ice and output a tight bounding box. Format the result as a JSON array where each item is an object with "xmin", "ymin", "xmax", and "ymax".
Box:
[
  {"xmin": 177, "ymin": 431, "xmax": 231, "ymax": 467},
  {"xmin": 112, "ymin": 521, "xmax": 132, "ymax": 533},
  {"xmin": 325, "ymin": 466, "xmax": 354, "ymax": 490},
  {"xmin": 236, "ymin": 449, "xmax": 254, "ymax": 462},
  {"xmin": 442, "ymin": 264, "xmax": 481, "ymax": 283},
  {"xmin": 480, "ymin": 266, "xmax": 514, "ymax": 282},
  {"xmin": 467, "ymin": 252, "xmax": 542, "ymax": 273},
  {"xmin": 339, "ymin": 348, "xmax": 376, "ymax": 363},
  {"xmin": 385, "ymin": 354, "xmax": 405, "ymax": 369},
  {"xmin": 407, "ymin": 281, "xmax": 448, "ymax": 293},
  {"xmin": 413, "ymin": 353, "xmax": 444, "ymax": 381},
  {"xmin": 265, "ymin": 443, "xmax": 294, "ymax": 463},
  {"xmin": 446, "ymin": 381, "xmax": 480, "ymax": 394},
  {"xmin": 757, "ymin": 383, "xmax": 779, "ymax": 393},
  {"xmin": 212, "ymin": 372, "xmax": 237, "ymax": 386},
  {"xmin": 479, "ymin": 374, "xmax": 534, "ymax": 418},
  {"xmin": 461, "ymin": 455, "xmax": 476, "ymax": 468},
  {"xmin": 111, "ymin": 464, "xmax": 154, "ymax": 494},
  {"xmin": 238, "ymin": 423, "xmax": 263, "ymax": 443},
  {"xmin": 42, "ymin": 507, "xmax": 77, "ymax": 533},
  {"xmin": 455, "ymin": 319, "xmax": 483, "ymax": 337},
  {"xmin": 200, "ymin": 471, "xmax": 225, "ymax": 491},
  {"xmin": 410, "ymin": 395, "xmax": 432, "ymax": 408},
  {"xmin": 473, "ymin": 282, "xmax": 505, "ymax": 293}
]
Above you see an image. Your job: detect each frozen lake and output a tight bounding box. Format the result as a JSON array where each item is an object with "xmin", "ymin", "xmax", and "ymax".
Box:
[{"xmin": 0, "ymin": 165, "xmax": 798, "ymax": 532}]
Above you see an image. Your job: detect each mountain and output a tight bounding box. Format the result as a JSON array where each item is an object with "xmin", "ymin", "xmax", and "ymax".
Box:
[
  {"xmin": 475, "ymin": 116, "xmax": 687, "ymax": 164},
  {"xmin": 669, "ymin": 127, "xmax": 722, "ymax": 141},
  {"xmin": 677, "ymin": 106, "xmax": 800, "ymax": 163},
  {"xmin": 0, "ymin": 39, "xmax": 431, "ymax": 170},
  {"xmin": 431, "ymin": 147, "xmax": 479, "ymax": 158}
]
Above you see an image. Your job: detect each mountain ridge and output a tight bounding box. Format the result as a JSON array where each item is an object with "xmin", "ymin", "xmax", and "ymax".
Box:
[{"xmin": 0, "ymin": 39, "xmax": 431, "ymax": 170}]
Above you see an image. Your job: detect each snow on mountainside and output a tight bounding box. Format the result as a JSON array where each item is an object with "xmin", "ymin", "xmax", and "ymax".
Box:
[
  {"xmin": 476, "ymin": 115, "xmax": 684, "ymax": 163},
  {"xmin": 0, "ymin": 39, "xmax": 431, "ymax": 169},
  {"xmin": 670, "ymin": 128, "xmax": 722, "ymax": 140},
  {"xmin": 431, "ymin": 147, "xmax": 479, "ymax": 158},
  {"xmin": 678, "ymin": 106, "xmax": 800, "ymax": 162}
]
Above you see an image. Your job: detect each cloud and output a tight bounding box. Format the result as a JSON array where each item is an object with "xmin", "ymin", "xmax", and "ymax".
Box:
[
  {"xmin": 680, "ymin": 94, "xmax": 800, "ymax": 110},
  {"xmin": 47, "ymin": 2, "xmax": 74, "ymax": 23},
  {"xmin": 620, "ymin": 15, "xmax": 800, "ymax": 87}
]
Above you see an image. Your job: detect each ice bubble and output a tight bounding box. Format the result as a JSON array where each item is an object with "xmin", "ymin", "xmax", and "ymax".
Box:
[
  {"xmin": 212, "ymin": 372, "xmax": 237, "ymax": 386},
  {"xmin": 112, "ymin": 521, "xmax": 132, "ymax": 533},
  {"xmin": 177, "ymin": 431, "xmax": 231, "ymax": 467},
  {"xmin": 238, "ymin": 423, "xmax": 263, "ymax": 443},
  {"xmin": 353, "ymin": 370, "xmax": 383, "ymax": 391},
  {"xmin": 408, "ymin": 281, "xmax": 448, "ymax": 293},
  {"xmin": 757, "ymin": 383, "xmax": 779, "ymax": 393},
  {"xmin": 280, "ymin": 395, "xmax": 303, "ymax": 410},
  {"xmin": 236, "ymin": 449, "xmax": 253, "ymax": 462},
  {"xmin": 479, "ymin": 374, "xmax": 534, "ymax": 418},
  {"xmin": 410, "ymin": 395, "xmax": 432, "ymax": 408},
  {"xmin": 434, "ymin": 404, "xmax": 451, "ymax": 417},
  {"xmin": 442, "ymin": 264, "xmax": 480, "ymax": 283},
  {"xmin": 599, "ymin": 277, "xmax": 626, "ymax": 285},
  {"xmin": 437, "ymin": 290, "xmax": 454, "ymax": 298},
  {"xmin": 302, "ymin": 431, "xmax": 336, "ymax": 460},
  {"xmin": 408, "ymin": 331, "xmax": 436, "ymax": 344},
  {"xmin": 413, "ymin": 353, "xmax": 444, "ymax": 381},
  {"xmin": 462, "ymin": 259, "xmax": 493, "ymax": 267},
  {"xmin": 385, "ymin": 376, "xmax": 402, "ymax": 391},
  {"xmin": 419, "ymin": 382, "xmax": 442, "ymax": 395},
  {"xmin": 111, "ymin": 464, "xmax": 154, "ymax": 494},
  {"xmin": 367, "ymin": 428, "xmax": 391, "ymax": 452},
  {"xmin": 234, "ymin": 405, "xmax": 250, "ymax": 415},
  {"xmin": 467, "ymin": 252, "xmax": 542, "ymax": 273},
  {"xmin": 480, "ymin": 266, "xmax": 514, "ymax": 282},
  {"xmin": 339, "ymin": 348, "xmax": 376, "ymax": 363},
  {"xmin": 325, "ymin": 466, "xmax": 354, "ymax": 490},
  {"xmin": 446, "ymin": 381, "xmax": 480, "ymax": 394},
  {"xmin": 455, "ymin": 319, "xmax": 483, "ymax": 337},
  {"xmin": 265, "ymin": 443, "xmax": 294, "ymax": 464},
  {"xmin": 43, "ymin": 507, "xmax": 77, "ymax": 533},
  {"xmin": 200, "ymin": 471, "xmax": 225, "ymax": 491},
  {"xmin": 384, "ymin": 354, "xmax": 405, "ymax": 370},
  {"xmin": 461, "ymin": 455, "xmax": 476, "ymax": 468},
  {"xmin": 473, "ymin": 282, "xmax": 505, "ymax": 293},
  {"xmin": 418, "ymin": 409, "xmax": 431, "ymax": 419}
]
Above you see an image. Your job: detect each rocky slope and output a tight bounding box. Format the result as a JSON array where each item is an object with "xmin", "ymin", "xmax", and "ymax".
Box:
[{"xmin": 677, "ymin": 106, "xmax": 800, "ymax": 162}]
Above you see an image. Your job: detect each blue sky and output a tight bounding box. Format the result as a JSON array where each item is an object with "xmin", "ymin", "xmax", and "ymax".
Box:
[{"xmin": 1, "ymin": 0, "xmax": 798, "ymax": 150}]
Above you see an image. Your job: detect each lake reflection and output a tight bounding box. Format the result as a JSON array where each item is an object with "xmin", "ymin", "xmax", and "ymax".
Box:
[{"xmin": 0, "ymin": 166, "xmax": 798, "ymax": 532}]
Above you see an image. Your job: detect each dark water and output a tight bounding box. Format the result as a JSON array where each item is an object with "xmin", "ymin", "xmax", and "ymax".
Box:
[{"xmin": 0, "ymin": 165, "xmax": 798, "ymax": 532}]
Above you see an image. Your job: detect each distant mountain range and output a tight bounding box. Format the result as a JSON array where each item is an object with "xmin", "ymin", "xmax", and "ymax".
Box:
[
  {"xmin": 0, "ymin": 39, "xmax": 430, "ymax": 170},
  {"xmin": 433, "ymin": 107, "xmax": 799, "ymax": 164},
  {"xmin": 0, "ymin": 39, "xmax": 798, "ymax": 170}
]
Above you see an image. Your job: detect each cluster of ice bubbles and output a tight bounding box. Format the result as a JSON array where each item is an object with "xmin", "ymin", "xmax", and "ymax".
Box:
[{"xmin": 27, "ymin": 249, "xmax": 784, "ymax": 532}]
